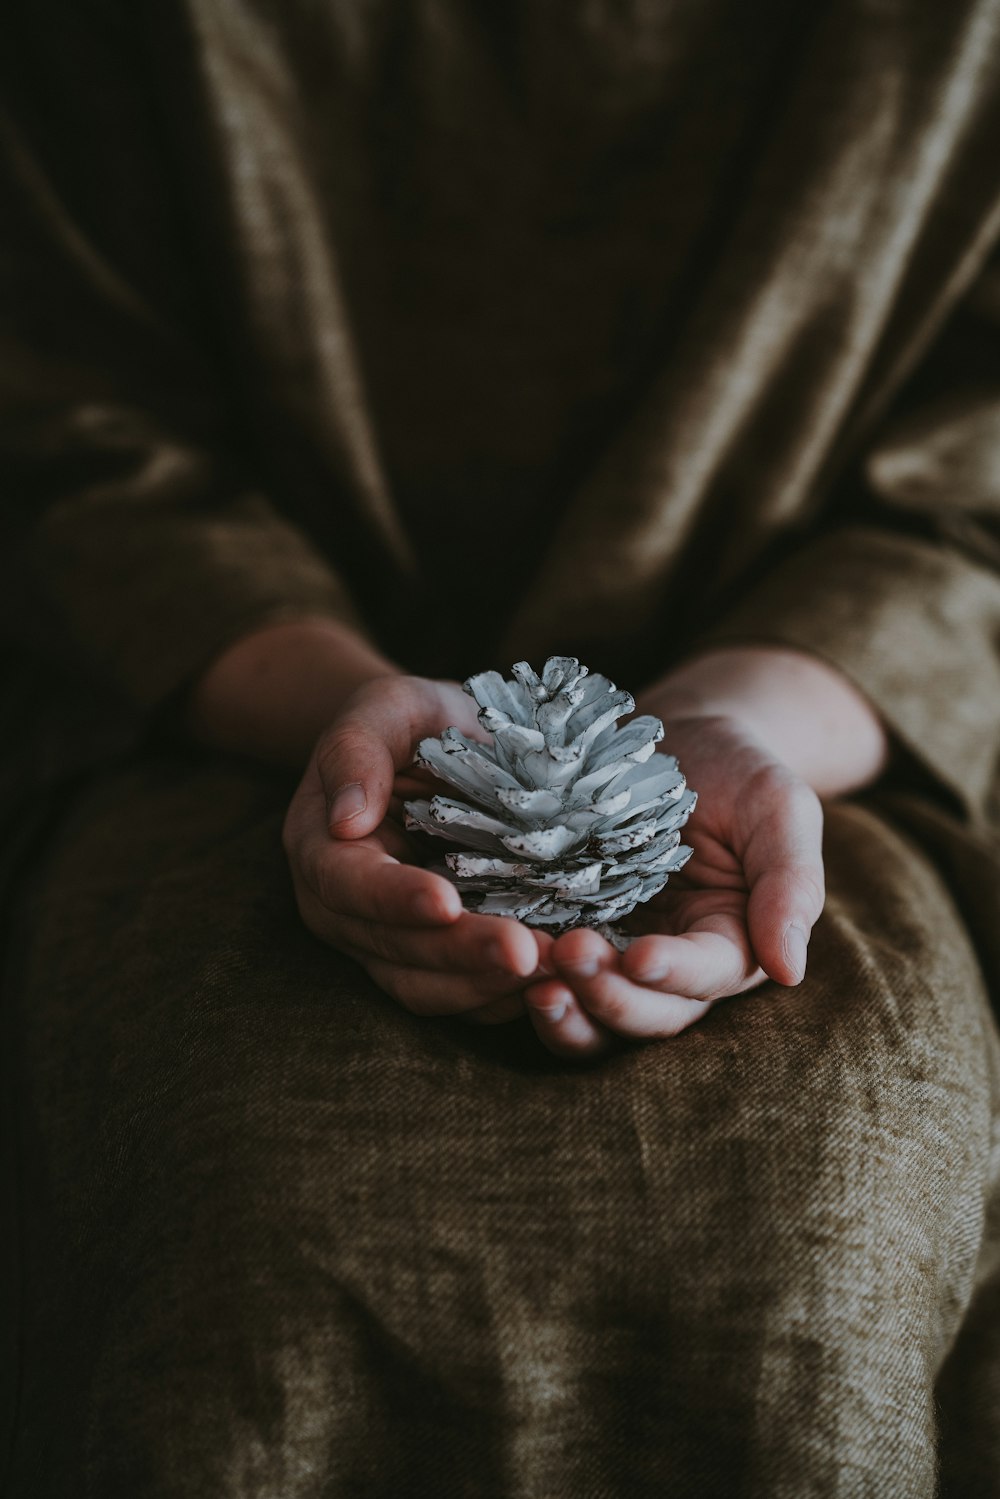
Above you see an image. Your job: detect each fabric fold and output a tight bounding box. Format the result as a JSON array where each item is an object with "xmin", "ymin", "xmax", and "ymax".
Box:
[
  {"xmin": 696, "ymin": 524, "xmax": 1000, "ymax": 821},
  {"xmin": 0, "ymin": 3, "xmax": 372, "ymax": 725}
]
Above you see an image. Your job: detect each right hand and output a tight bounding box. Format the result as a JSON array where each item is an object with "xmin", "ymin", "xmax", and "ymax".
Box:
[{"xmin": 282, "ymin": 674, "xmax": 551, "ymax": 1024}]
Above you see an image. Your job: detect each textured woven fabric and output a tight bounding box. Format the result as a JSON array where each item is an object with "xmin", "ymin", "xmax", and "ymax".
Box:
[
  {"xmin": 3, "ymin": 1, "xmax": 1000, "ymax": 825},
  {"xmin": 3, "ymin": 756, "xmax": 1000, "ymax": 1497},
  {"xmin": 4, "ymin": 1, "xmax": 1000, "ymax": 1492}
]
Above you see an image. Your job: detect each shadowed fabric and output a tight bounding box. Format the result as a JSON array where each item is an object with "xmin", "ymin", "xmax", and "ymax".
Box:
[
  {"xmin": 5, "ymin": 757, "xmax": 1000, "ymax": 1497},
  {"xmin": 3, "ymin": 0, "xmax": 1000, "ymax": 1494}
]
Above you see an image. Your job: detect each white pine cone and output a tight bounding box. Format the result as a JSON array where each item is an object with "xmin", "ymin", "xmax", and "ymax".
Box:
[{"xmin": 403, "ymin": 656, "xmax": 695, "ymax": 947}]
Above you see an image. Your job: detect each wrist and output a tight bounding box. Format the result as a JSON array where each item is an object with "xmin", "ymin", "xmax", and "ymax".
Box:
[
  {"xmin": 634, "ymin": 645, "xmax": 889, "ymax": 797},
  {"xmin": 183, "ymin": 615, "xmax": 400, "ymax": 769}
]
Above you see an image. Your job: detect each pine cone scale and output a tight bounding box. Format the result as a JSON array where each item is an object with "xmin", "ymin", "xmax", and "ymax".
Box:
[{"xmin": 404, "ymin": 657, "xmax": 696, "ymax": 945}]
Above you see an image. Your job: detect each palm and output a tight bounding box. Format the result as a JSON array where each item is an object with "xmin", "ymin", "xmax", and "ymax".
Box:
[
  {"xmin": 523, "ymin": 715, "xmax": 824, "ymax": 1054},
  {"xmin": 286, "ymin": 673, "xmax": 542, "ymax": 1033},
  {"xmin": 652, "ymin": 793, "xmax": 748, "ymax": 901},
  {"xmin": 616, "ymin": 800, "xmax": 764, "ymax": 998},
  {"xmin": 602, "ymin": 728, "xmax": 750, "ymax": 951}
]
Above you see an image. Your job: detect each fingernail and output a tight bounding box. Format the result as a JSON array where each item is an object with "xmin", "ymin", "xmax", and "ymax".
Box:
[
  {"xmin": 562, "ymin": 957, "xmax": 599, "ymax": 978},
  {"xmin": 783, "ymin": 924, "xmax": 808, "ymax": 983},
  {"xmin": 633, "ymin": 961, "xmax": 669, "ymax": 984},
  {"xmin": 528, "ymin": 996, "xmax": 568, "ymax": 1023},
  {"xmin": 329, "ymin": 782, "xmax": 366, "ymax": 827}
]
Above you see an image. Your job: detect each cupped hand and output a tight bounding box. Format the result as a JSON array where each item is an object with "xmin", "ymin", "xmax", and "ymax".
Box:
[
  {"xmin": 282, "ymin": 674, "xmax": 547, "ymax": 1025},
  {"xmin": 523, "ymin": 713, "xmax": 826, "ymax": 1058}
]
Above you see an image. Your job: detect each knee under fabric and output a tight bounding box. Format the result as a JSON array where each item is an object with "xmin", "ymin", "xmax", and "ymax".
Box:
[{"xmin": 3, "ymin": 759, "xmax": 1000, "ymax": 1498}]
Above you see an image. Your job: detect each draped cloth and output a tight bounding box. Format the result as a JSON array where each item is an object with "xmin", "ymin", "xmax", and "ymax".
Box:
[{"xmin": 3, "ymin": 2, "xmax": 1000, "ymax": 1493}]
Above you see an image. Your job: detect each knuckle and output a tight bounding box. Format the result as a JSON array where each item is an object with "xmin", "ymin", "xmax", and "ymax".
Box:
[
  {"xmin": 784, "ymin": 779, "xmax": 824, "ymax": 828},
  {"xmin": 384, "ymin": 966, "xmax": 421, "ymax": 1010},
  {"xmin": 720, "ymin": 952, "xmax": 752, "ymax": 996},
  {"xmin": 584, "ymin": 981, "xmax": 632, "ymax": 1031},
  {"xmin": 341, "ymin": 671, "xmax": 407, "ymax": 711},
  {"xmin": 746, "ymin": 763, "xmax": 823, "ymax": 828},
  {"xmin": 787, "ymin": 861, "xmax": 826, "ymax": 915},
  {"xmin": 393, "ymin": 970, "xmax": 455, "ymax": 1017},
  {"xmin": 652, "ymin": 1005, "xmax": 703, "ymax": 1039},
  {"xmin": 363, "ymin": 920, "xmax": 398, "ymax": 965},
  {"xmin": 384, "ymin": 672, "xmax": 422, "ymax": 703},
  {"xmin": 743, "ymin": 759, "xmax": 795, "ymax": 803},
  {"xmin": 368, "ymin": 961, "xmax": 430, "ymax": 1014},
  {"xmin": 311, "ymin": 854, "xmax": 343, "ymax": 911},
  {"xmin": 315, "ymin": 725, "xmax": 367, "ymax": 782},
  {"xmin": 362, "ymin": 673, "xmax": 420, "ymax": 726}
]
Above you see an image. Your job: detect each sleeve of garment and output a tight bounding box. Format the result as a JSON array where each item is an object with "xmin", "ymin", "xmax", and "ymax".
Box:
[
  {"xmin": 695, "ymin": 256, "xmax": 1000, "ymax": 823},
  {"xmin": 0, "ymin": 2, "xmax": 372, "ymax": 719}
]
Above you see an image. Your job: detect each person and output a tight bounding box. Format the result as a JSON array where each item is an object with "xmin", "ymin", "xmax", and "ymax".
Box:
[{"xmin": 3, "ymin": 2, "xmax": 1000, "ymax": 1494}]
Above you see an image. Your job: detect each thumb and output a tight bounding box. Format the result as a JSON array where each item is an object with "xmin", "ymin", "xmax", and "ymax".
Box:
[
  {"xmin": 742, "ymin": 774, "xmax": 825, "ymax": 986},
  {"xmin": 314, "ymin": 677, "xmax": 459, "ymax": 839}
]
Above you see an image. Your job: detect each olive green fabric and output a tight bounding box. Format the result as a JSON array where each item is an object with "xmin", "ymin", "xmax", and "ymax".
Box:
[
  {"xmin": 4, "ymin": 1, "xmax": 1000, "ymax": 1493},
  {"xmin": 4, "ymin": 756, "xmax": 1000, "ymax": 1497},
  {"xmin": 4, "ymin": 2, "xmax": 1000, "ymax": 821}
]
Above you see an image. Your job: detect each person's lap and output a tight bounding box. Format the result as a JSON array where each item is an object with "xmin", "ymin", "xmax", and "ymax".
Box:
[{"xmin": 4, "ymin": 750, "xmax": 999, "ymax": 1498}]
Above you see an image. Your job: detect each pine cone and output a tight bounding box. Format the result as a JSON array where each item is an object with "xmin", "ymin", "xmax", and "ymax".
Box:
[{"xmin": 403, "ymin": 656, "xmax": 696, "ymax": 947}]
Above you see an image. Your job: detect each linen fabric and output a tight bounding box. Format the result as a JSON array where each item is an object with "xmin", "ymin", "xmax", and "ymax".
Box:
[
  {"xmin": 5, "ymin": 757, "xmax": 1000, "ymax": 1498},
  {"xmin": 3, "ymin": 1, "xmax": 1000, "ymax": 1493}
]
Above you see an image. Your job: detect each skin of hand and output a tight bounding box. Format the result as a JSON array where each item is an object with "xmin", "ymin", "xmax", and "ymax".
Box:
[
  {"xmin": 520, "ymin": 712, "xmax": 824, "ymax": 1056},
  {"xmin": 520, "ymin": 647, "xmax": 890, "ymax": 1059},
  {"xmin": 191, "ymin": 622, "xmax": 887, "ymax": 1056},
  {"xmin": 281, "ymin": 672, "xmax": 553, "ymax": 1026},
  {"xmin": 188, "ymin": 619, "xmax": 552, "ymax": 1026}
]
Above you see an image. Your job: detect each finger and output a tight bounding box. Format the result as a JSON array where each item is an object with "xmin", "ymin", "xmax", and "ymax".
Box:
[
  {"xmin": 298, "ymin": 830, "xmax": 541, "ymax": 974},
  {"xmin": 532, "ymin": 929, "xmax": 559, "ymax": 977},
  {"xmin": 368, "ymin": 815, "xmax": 426, "ymax": 866},
  {"xmin": 315, "ymin": 677, "xmax": 477, "ymax": 839},
  {"xmin": 621, "ymin": 916, "xmax": 763, "ymax": 1000},
  {"xmin": 522, "ymin": 978, "xmax": 614, "ymax": 1058},
  {"xmin": 551, "ymin": 928, "xmax": 720, "ymax": 1038},
  {"xmin": 361, "ymin": 957, "xmax": 527, "ymax": 1017},
  {"xmin": 323, "ymin": 905, "xmax": 539, "ymax": 978},
  {"xmin": 304, "ymin": 836, "xmax": 465, "ymax": 926},
  {"xmin": 740, "ymin": 774, "xmax": 825, "ymax": 986},
  {"xmin": 460, "ymin": 993, "xmax": 529, "ymax": 1026}
]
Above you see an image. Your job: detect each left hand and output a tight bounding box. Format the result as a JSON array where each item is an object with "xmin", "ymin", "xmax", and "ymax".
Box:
[
  {"xmin": 522, "ymin": 711, "xmax": 826, "ymax": 1057},
  {"xmin": 282, "ymin": 672, "xmax": 545, "ymax": 1028}
]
